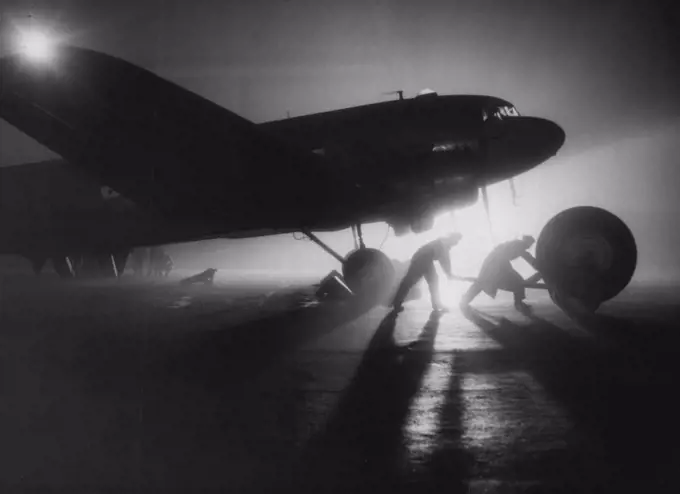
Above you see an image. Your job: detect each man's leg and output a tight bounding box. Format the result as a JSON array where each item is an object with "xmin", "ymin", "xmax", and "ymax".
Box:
[
  {"xmin": 423, "ymin": 265, "xmax": 443, "ymax": 310},
  {"xmin": 508, "ymin": 272, "xmax": 531, "ymax": 313},
  {"xmin": 391, "ymin": 270, "xmax": 421, "ymax": 311},
  {"xmin": 460, "ymin": 281, "xmax": 483, "ymax": 308}
]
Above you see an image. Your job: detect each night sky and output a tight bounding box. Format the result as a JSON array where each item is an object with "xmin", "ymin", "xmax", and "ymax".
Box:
[{"xmin": 1, "ymin": 0, "xmax": 679, "ymax": 280}]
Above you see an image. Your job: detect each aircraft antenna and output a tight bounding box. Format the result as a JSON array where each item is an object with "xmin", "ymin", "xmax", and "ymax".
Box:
[{"xmin": 382, "ymin": 90, "xmax": 404, "ymax": 101}]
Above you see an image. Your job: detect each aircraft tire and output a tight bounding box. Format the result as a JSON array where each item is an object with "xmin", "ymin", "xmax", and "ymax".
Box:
[
  {"xmin": 342, "ymin": 248, "xmax": 395, "ymax": 304},
  {"xmin": 28, "ymin": 256, "xmax": 47, "ymax": 275},
  {"xmin": 536, "ymin": 206, "xmax": 637, "ymax": 307}
]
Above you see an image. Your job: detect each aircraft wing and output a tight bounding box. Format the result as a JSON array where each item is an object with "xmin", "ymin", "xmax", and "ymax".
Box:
[{"xmin": 0, "ymin": 45, "xmax": 353, "ymax": 230}]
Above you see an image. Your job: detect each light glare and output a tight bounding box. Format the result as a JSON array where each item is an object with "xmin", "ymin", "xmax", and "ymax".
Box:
[{"xmin": 19, "ymin": 31, "xmax": 54, "ymax": 62}]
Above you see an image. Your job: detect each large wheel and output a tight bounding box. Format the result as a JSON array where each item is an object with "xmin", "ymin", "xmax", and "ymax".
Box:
[
  {"xmin": 536, "ymin": 206, "xmax": 637, "ymax": 310},
  {"xmin": 28, "ymin": 256, "xmax": 47, "ymax": 275},
  {"xmin": 342, "ymin": 248, "xmax": 395, "ymax": 303}
]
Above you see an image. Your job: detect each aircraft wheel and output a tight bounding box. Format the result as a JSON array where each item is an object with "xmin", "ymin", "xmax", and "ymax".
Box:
[
  {"xmin": 536, "ymin": 206, "xmax": 637, "ymax": 312},
  {"xmin": 28, "ymin": 256, "xmax": 47, "ymax": 275},
  {"xmin": 342, "ymin": 248, "xmax": 395, "ymax": 304}
]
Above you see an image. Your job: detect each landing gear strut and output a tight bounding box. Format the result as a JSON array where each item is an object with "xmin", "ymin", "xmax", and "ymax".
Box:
[
  {"xmin": 352, "ymin": 224, "xmax": 366, "ymax": 249},
  {"xmin": 303, "ymin": 225, "xmax": 395, "ymax": 303},
  {"xmin": 43, "ymin": 251, "xmax": 130, "ymax": 279}
]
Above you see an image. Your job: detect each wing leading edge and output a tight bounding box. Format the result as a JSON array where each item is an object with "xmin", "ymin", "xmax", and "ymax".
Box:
[{"xmin": 0, "ymin": 45, "xmax": 351, "ymax": 229}]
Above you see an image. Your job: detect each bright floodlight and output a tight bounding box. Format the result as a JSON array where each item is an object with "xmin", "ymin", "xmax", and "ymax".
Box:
[{"xmin": 19, "ymin": 31, "xmax": 55, "ymax": 62}]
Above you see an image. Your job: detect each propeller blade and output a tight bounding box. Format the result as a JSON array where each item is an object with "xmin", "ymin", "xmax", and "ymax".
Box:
[
  {"xmin": 509, "ymin": 178, "xmax": 517, "ymax": 206},
  {"xmin": 481, "ymin": 186, "xmax": 495, "ymax": 244}
]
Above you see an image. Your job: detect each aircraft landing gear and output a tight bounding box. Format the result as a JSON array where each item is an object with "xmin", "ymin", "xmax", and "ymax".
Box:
[
  {"xmin": 342, "ymin": 247, "xmax": 395, "ymax": 302},
  {"xmin": 303, "ymin": 225, "xmax": 396, "ymax": 304},
  {"xmin": 52, "ymin": 256, "xmax": 76, "ymax": 279},
  {"xmin": 29, "ymin": 256, "xmax": 47, "ymax": 275}
]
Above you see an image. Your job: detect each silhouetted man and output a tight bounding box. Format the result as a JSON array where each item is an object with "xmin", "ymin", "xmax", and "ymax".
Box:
[
  {"xmin": 157, "ymin": 253, "xmax": 173, "ymax": 277},
  {"xmin": 460, "ymin": 235, "xmax": 537, "ymax": 313},
  {"xmin": 391, "ymin": 232, "xmax": 463, "ymax": 312}
]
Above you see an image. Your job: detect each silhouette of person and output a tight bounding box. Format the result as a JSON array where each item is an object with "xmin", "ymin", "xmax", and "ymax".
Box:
[
  {"xmin": 460, "ymin": 235, "xmax": 537, "ymax": 313},
  {"xmin": 148, "ymin": 247, "xmax": 171, "ymax": 277},
  {"xmin": 391, "ymin": 232, "xmax": 463, "ymax": 312},
  {"xmin": 159, "ymin": 253, "xmax": 173, "ymax": 277}
]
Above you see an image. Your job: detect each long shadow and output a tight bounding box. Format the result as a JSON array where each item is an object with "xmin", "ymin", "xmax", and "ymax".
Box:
[
  {"xmin": 69, "ymin": 293, "xmax": 378, "ymax": 391},
  {"xmin": 415, "ymin": 347, "xmax": 471, "ymax": 494},
  {"xmin": 165, "ymin": 296, "xmax": 375, "ymax": 370},
  {"xmin": 289, "ymin": 310, "xmax": 446, "ymax": 494},
  {"xmin": 461, "ymin": 306, "xmax": 680, "ymax": 490},
  {"xmin": 44, "ymin": 292, "xmax": 381, "ymax": 491},
  {"xmin": 584, "ymin": 307, "xmax": 680, "ymax": 360}
]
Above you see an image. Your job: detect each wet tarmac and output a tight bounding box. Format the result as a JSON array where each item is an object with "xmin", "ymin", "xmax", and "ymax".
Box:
[{"xmin": 0, "ymin": 272, "xmax": 679, "ymax": 493}]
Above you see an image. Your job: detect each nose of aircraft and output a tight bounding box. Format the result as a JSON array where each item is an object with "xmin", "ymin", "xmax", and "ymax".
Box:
[{"xmin": 485, "ymin": 116, "xmax": 566, "ymax": 181}]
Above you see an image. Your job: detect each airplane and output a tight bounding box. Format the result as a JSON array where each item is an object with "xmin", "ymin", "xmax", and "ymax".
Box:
[{"xmin": 0, "ymin": 39, "xmax": 637, "ymax": 315}]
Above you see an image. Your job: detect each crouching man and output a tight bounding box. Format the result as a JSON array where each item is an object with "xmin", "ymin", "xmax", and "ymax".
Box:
[
  {"xmin": 460, "ymin": 235, "xmax": 538, "ymax": 314},
  {"xmin": 391, "ymin": 232, "xmax": 463, "ymax": 313}
]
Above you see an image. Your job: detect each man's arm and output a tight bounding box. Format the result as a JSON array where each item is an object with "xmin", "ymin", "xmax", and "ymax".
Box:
[
  {"xmin": 525, "ymin": 271, "xmax": 543, "ymax": 284},
  {"xmin": 519, "ymin": 251, "xmax": 543, "ymax": 284},
  {"xmin": 439, "ymin": 249, "xmax": 454, "ymax": 279},
  {"xmin": 520, "ymin": 251, "xmax": 539, "ymax": 270}
]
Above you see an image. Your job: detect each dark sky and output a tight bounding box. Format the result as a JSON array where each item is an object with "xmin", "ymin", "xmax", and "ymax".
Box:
[{"xmin": 1, "ymin": 0, "xmax": 679, "ymax": 280}]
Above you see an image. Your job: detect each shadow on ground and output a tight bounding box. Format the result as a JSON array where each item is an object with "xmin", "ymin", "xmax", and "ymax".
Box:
[
  {"xmin": 460, "ymin": 304, "xmax": 680, "ymax": 492},
  {"xmin": 285, "ymin": 310, "xmax": 472, "ymax": 494},
  {"xmin": 0, "ymin": 280, "xmax": 380, "ymax": 492}
]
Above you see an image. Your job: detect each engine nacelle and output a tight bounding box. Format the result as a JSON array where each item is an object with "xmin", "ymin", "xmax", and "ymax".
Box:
[
  {"xmin": 411, "ymin": 214, "xmax": 435, "ymax": 234},
  {"xmin": 536, "ymin": 206, "xmax": 637, "ymax": 313},
  {"xmin": 388, "ymin": 186, "xmax": 479, "ymax": 236}
]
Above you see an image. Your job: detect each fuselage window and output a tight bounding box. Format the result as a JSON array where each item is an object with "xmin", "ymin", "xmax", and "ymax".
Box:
[
  {"xmin": 482, "ymin": 105, "xmax": 520, "ymax": 121},
  {"xmin": 432, "ymin": 140, "xmax": 479, "ymax": 152}
]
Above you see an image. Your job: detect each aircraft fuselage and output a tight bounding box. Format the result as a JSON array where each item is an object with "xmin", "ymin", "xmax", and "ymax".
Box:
[{"xmin": 0, "ymin": 44, "xmax": 565, "ymax": 258}]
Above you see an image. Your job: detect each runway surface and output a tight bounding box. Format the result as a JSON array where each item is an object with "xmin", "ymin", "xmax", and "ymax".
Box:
[{"xmin": 1, "ymin": 271, "xmax": 679, "ymax": 493}]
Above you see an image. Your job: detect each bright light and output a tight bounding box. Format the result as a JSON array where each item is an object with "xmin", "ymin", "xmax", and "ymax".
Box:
[
  {"xmin": 381, "ymin": 181, "xmax": 534, "ymax": 306},
  {"xmin": 19, "ymin": 31, "xmax": 55, "ymax": 62},
  {"xmin": 438, "ymin": 270, "xmax": 469, "ymax": 306},
  {"xmin": 383, "ymin": 188, "xmax": 523, "ymax": 270}
]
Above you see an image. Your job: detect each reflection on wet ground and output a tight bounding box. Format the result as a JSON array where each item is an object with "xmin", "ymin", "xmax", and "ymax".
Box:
[{"xmin": 0, "ymin": 275, "xmax": 679, "ymax": 492}]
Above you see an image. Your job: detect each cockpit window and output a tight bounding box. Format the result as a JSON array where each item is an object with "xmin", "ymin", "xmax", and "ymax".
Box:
[{"xmin": 482, "ymin": 105, "xmax": 520, "ymax": 121}]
